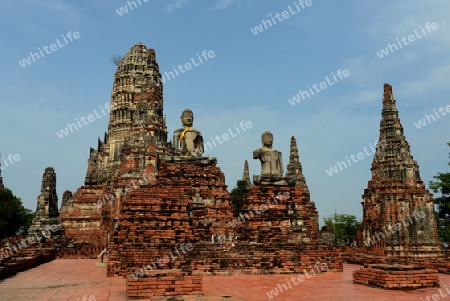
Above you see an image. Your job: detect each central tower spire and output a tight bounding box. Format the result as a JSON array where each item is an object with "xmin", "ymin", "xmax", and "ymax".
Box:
[
  {"xmin": 84, "ymin": 43, "xmax": 169, "ymax": 185},
  {"xmin": 108, "ymin": 43, "xmax": 166, "ymax": 161}
]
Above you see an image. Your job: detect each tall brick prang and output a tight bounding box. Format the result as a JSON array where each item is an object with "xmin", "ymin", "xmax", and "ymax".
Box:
[
  {"xmin": 242, "ymin": 159, "xmax": 251, "ymax": 187},
  {"xmin": 28, "ymin": 167, "xmax": 63, "ymax": 238},
  {"xmin": 286, "ymin": 136, "xmax": 309, "ymax": 193},
  {"xmin": 357, "ymin": 83, "xmax": 441, "ymax": 257},
  {"xmin": 61, "ymin": 43, "xmax": 171, "ymax": 251}
]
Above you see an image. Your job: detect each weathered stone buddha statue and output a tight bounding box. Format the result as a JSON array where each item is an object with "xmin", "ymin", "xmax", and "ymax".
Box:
[
  {"xmin": 253, "ymin": 131, "xmax": 284, "ymax": 183},
  {"xmin": 173, "ymin": 109, "xmax": 204, "ymax": 157}
]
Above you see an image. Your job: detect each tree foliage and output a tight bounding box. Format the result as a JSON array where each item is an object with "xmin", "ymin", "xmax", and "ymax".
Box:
[
  {"xmin": 0, "ymin": 188, "xmax": 33, "ymax": 237},
  {"xmin": 230, "ymin": 180, "xmax": 250, "ymax": 217},
  {"xmin": 429, "ymin": 142, "xmax": 450, "ymax": 242},
  {"xmin": 324, "ymin": 212, "xmax": 360, "ymax": 244}
]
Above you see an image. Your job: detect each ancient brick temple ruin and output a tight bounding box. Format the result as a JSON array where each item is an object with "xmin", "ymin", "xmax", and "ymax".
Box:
[
  {"xmin": 237, "ymin": 135, "xmax": 318, "ymax": 244},
  {"xmin": 52, "ymin": 42, "xmax": 445, "ymax": 299},
  {"xmin": 28, "ymin": 167, "xmax": 63, "ymax": 237},
  {"xmin": 57, "ymin": 43, "xmax": 341, "ymax": 299},
  {"xmin": 60, "ymin": 43, "xmax": 170, "ymax": 253},
  {"xmin": 356, "ymin": 83, "xmax": 441, "ymax": 257},
  {"xmin": 22, "ymin": 42, "xmax": 445, "ymax": 299}
]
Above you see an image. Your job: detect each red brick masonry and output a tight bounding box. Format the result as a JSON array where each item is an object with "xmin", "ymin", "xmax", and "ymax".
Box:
[
  {"xmin": 353, "ymin": 263, "xmax": 439, "ymax": 289},
  {"xmin": 126, "ymin": 268, "xmax": 202, "ymax": 299}
]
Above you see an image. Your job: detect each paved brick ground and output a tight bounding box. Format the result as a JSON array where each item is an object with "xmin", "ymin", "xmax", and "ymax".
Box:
[
  {"xmin": 204, "ymin": 264, "xmax": 450, "ymax": 301},
  {"xmin": 0, "ymin": 259, "xmax": 125, "ymax": 301},
  {"xmin": 1, "ymin": 259, "xmax": 450, "ymax": 301}
]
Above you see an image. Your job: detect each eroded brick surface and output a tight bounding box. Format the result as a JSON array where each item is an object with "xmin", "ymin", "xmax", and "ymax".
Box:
[
  {"xmin": 353, "ymin": 264, "xmax": 439, "ymax": 289},
  {"xmin": 28, "ymin": 167, "xmax": 64, "ymax": 238},
  {"xmin": 357, "ymin": 84, "xmax": 441, "ymax": 257}
]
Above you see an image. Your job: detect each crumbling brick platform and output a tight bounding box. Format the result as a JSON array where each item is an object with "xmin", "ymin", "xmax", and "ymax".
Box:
[
  {"xmin": 126, "ymin": 268, "xmax": 202, "ymax": 300},
  {"xmin": 185, "ymin": 242, "xmax": 342, "ymax": 275},
  {"xmin": 353, "ymin": 263, "xmax": 439, "ymax": 289},
  {"xmin": 0, "ymin": 247, "xmax": 56, "ymax": 280}
]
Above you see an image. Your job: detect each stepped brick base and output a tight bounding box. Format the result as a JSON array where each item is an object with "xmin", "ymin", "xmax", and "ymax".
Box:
[
  {"xmin": 237, "ymin": 184, "xmax": 319, "ymax": 245},
  {"xmin": 107, "ymin": 158, "xmax": 234, "ymax": 277},
  {"xmin": 56, "ymin": 242, "xmax": 104, "ymax": 259},
  {"xmin": 341, "ymin": 249, "xmax": 450, "ymax": 273},
  {"xmin": 353, "ymin": 264, "xmax": 439, "ymax": 289},
  {"xmin": 0, "ymin": 247, "xmax": 57, "ymax": 280},
  {"xmin": 185, "ymin": 243, "xmax": 342, "ymax": 275},
  {"xmin": 60, "ymin": 185, "xmax": 106, "ymax": 250},
  {"xmin": 127, "ymin": 268, "xmax": 202, "ymax": 299}
]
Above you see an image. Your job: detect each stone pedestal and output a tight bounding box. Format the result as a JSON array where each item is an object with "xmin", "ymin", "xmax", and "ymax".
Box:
[
  {"xmin": 236, "ymin": 183, "xmax": 319, "ymax": 245},
  {"xmin": 252, "ymin": 175, "xmax": 295, "ymax": 186},
  {"xmin": 238, "ymin": 135, "xmax": 319, "ymax": 245},
  {"xmin": 353, "ymin": 264, "xmax": 439, "ymax": 289}
]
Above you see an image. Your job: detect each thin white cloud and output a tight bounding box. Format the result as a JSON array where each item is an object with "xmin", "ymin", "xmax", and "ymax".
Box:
[
  {"xmin": 215, "ymin": 0, "xmax": 235, "ymax": 10},
  {"xmin": 31, "ymin": 0, "xmax": 74, "ymax": 13},
  {"xmin": 211, "ymin": 0, "xmax": 253, "ymax": 10},
  {"xmin": 401, "ymin": 62, "xmax": 450, "ymax": 96},
  {"xmin": 360, "ymin": 0, "xmax": 450, "ymax": 51},
  {"xmin": 166, "ymin": 0, "xmax": 189, "ymax": 12},
  {"xmin": 30, "ymin": 0, "xmax": 85, "ymax": 23}
]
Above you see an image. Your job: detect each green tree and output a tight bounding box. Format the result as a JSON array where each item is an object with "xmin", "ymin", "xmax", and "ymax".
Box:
[
  {"xmin": 18, "ymin": 208, "xmax": 35, "ymax": 235},
  {"xmin": 0, "ymin": 188, "xmax": 31, "ymax": 237},
  {"xmin": 429, "ymin": 142, "xmax": 450, "ymax": 242},
  {"xmin": 230, "ymin": 180, "xmax": 250, "ymax": 217},
  {"xmin": 324, "ymin": 212, "xmax": 360, "ymax": 244}
]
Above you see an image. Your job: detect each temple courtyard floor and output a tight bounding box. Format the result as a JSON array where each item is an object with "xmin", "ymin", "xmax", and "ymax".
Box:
[{"xmin": 1, "ymin": 259, "xmax": 449, "ymax": 301}]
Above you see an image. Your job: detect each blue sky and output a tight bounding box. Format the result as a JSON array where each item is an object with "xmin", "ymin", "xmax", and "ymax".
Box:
[{"xmin": 0, "ymin": 0, "xmax": 449, "ymax": 225}]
